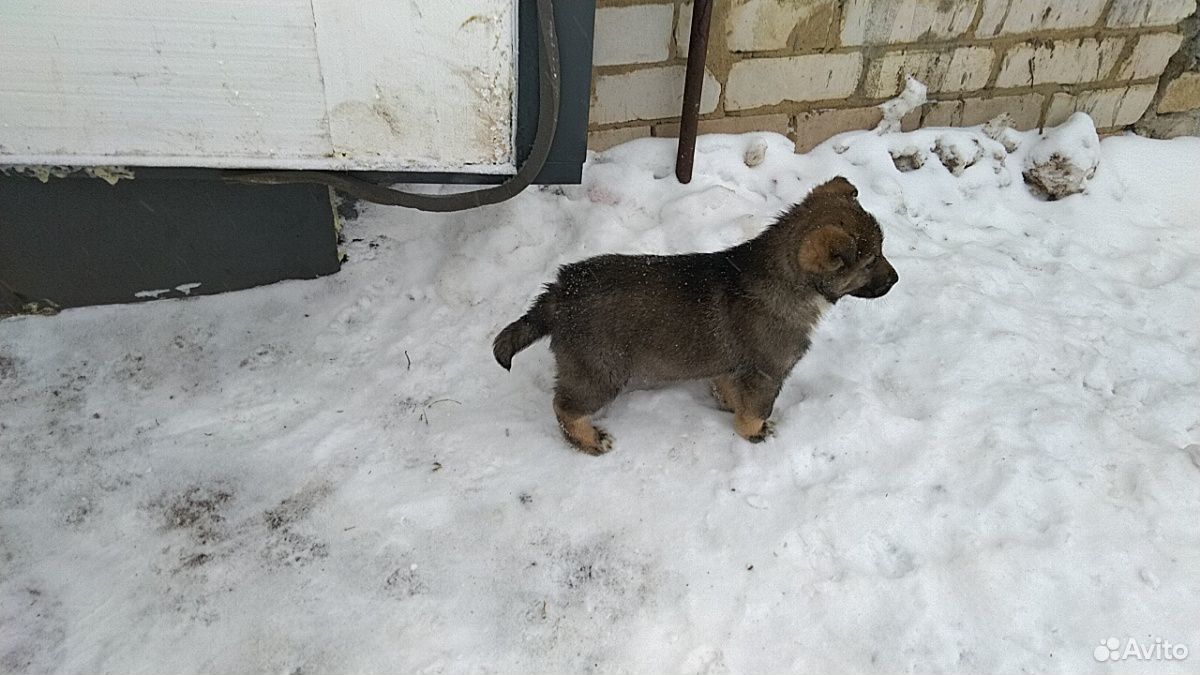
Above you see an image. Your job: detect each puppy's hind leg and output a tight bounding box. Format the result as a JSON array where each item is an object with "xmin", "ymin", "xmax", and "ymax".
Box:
[
  {"xmin": 552, "ymin": 361, "xmax": 621, "ymax": 456},
  {"xmin": 554, "ymin": 403, "xmax": 612, "ymax": 456},
  {"xmin": 554, "ymin": 392, "xmax": 618, "ymax": 456}
]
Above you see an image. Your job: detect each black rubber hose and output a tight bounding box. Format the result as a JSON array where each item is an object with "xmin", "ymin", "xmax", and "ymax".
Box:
[{"xmin": 222, "ymin": 0, "xmax": 560, "ymax": 212}]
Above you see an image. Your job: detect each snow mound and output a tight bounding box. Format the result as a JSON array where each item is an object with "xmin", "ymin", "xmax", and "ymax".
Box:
[
  {"xmin": 889, "ymin": 142, "xmax": 926, "ymax": 172},
  {"xmin": 875, "ymin": 76, "xmax": 927, "ymax": 135},
  {"xmin": 932, "ymin": 132, "xmax": 985, "ymax": 176},
  {"xmin": 742, "ymin": 136, "xmax": 769, "ymax": 167},
  {"xmin": 983, "ymin": 112, "xmax": 1022, "ymax": 153},
  {"xmin": 1023, "ymin": 112, "xmax": 1101, "ymax": 200}
]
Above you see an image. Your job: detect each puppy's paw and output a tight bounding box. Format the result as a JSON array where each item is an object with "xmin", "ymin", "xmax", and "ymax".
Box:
[
  {"xmin": 735, "ymin": 414, "xmax": 774, "ymax": 443},
  {"xmin": 746, "ymin": 420, "xmax": 775, "ymax": 444},
  {"xmin": 598, "ymin": 428, "xmax": 615, "ymax": 453},
  {"xmin": 564, "ymin": 426, "xmax": 614, "ymax": 456}
]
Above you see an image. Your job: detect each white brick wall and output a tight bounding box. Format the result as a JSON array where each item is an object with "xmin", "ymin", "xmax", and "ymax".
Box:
[
  {"xmin": 1107, "ymin": 0, "xmax": 1198, "ymax": 27},
  {"xmin": 1045, "ymin": 84, "xmax": 1158, "ymax": 126},
  {"xmin": 1118, "ymin": 32, "xmax": 1185, "ymax": 79},
  {"xmin": 995, "ymin": 38, "xmax": 1126, "ymax": 87},
  {"xmin": 589, "ymin": 0, "xmax": 1200, "ymax": 146},
  {"xmin": 925, "ymin": 93, "xmax": 1046, "ymax": 129},
  {"xmin": 841, "ymin": 0, "xmax": 977, "ymax": 46},
  {"xmin": 592, "ymin": 4, "xmax": 674, "ymax": 67},
  {"xmin": 725, "ymin": 53, "xmax": 863, "ymax": 110},
  {"xmin": 865, "ymin": 47, "xmax": 994, "ymax": 97},
  {"xmin": 977, "ymin": 0, "xmax": 1108, "ymax": 37},
  {"xmin": 590, "ymin": 66, "xmax": 721, "ymax": 125}
]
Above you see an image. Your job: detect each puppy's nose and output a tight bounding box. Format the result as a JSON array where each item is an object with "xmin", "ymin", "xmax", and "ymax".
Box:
[{"xmin": 872, "ymin": 267, "xmax": 898, "ymax": 297}]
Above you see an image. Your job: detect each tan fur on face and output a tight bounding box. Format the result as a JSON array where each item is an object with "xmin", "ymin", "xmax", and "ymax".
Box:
[{"xmin": 799, "ymin": 225, "xmax": 856, "ymax": 274}]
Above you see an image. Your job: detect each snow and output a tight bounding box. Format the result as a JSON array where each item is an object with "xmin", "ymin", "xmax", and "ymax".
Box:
[
  {"xmin": 1023, "ymin": 112, "xmax": 1102, "ymax": 200},
  {"xmin": 931, "ymin": 131, "xmax": 988, "ymax": 176},
  {"xmin": 983, "ymin": 112, "xmax": 1023, "ymax": 154},
  {"xmin": 875, "ymin": 76, "xmax": 927, "ymax": 135},
  {"xmin": 2, "ymin": 119, "xmax": 1200, "ymax": 674}
]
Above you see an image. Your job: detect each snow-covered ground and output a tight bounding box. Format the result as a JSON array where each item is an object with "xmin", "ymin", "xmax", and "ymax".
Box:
[{"xmin": 2, "ymin": 121, "xmax": 1198, "ymax": 674}]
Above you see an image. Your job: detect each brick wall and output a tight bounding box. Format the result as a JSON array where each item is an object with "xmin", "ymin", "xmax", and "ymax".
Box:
[{"xmin": 587, "ymin": 0, "xmax": 1200, "ymax": 151}]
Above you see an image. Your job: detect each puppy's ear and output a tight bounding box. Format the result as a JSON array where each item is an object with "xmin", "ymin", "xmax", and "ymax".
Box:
[
  {"xmin": 799, "ymin": 226, "xmax": 856, "ymax": 274},
  {"xmin": 813, "ymin": 176, "xmax": 858, "ymax": 199}
]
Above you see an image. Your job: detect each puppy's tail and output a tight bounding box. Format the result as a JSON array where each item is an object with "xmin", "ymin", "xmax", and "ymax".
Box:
[{"xmin": 493, "ymin": 288, "xmax": 555, "ymax": 370}]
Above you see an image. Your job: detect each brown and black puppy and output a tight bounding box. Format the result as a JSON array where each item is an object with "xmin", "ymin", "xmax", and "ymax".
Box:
[{"xmin": 493, "ymin": 176, "xmax": 897, "ymax": 455}]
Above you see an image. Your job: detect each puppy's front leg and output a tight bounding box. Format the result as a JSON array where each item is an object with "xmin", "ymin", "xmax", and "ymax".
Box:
[
  {"xmin": 710, "ymin": 377, "xmax": 736, "ymax": 412},
  {"xmin": 718, "ymin": 371, "xmax": 782, "ymax": 443}
]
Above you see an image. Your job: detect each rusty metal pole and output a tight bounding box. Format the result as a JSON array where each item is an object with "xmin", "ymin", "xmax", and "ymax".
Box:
[{"xmin": 675, "ymin": 0, "xmax": 713, "ymax": 184}]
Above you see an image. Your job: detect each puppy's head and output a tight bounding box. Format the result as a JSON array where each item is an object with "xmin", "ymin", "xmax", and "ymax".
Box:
[{"xmin": 795, "ymin": 177, "xmax": 897, "ymax": 300}]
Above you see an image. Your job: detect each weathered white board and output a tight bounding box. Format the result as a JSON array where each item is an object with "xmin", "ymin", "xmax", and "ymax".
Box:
[
  {"xmin": 0, "ymin": 0, "xmax": 515, "ymax": 172},
  {"xmin": 311, "ymin": 0, "xmax": 516, "ymax": 171}
]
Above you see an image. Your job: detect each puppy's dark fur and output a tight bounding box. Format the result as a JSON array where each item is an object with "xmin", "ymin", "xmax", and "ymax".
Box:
[{"xmin": 494, "ymin": 177, "xmax": 897, "ymax": 455}]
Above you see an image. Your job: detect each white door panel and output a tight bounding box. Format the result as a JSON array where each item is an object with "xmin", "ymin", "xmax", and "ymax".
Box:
[
  {"xmin": 312, "ymin": 0, "xmax": 515, "ymax": 171},
  {"xmin": 0, "ymin": 0, "xmax": 516, "ymax": 172}
]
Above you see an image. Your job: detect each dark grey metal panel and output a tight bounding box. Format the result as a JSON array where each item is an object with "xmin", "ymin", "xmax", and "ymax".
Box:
[
  {"xmin": 0, "ymin": 174, "xmax": 339, "ymax": 312},
  {"xmin": 519, "ymin": 0, "xmax": 595, "ymax": 184}
]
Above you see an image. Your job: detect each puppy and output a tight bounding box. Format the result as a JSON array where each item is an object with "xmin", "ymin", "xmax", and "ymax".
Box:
[{"xmin": 493, "ymin": 177, "xmax": 897, "ymax": 455}]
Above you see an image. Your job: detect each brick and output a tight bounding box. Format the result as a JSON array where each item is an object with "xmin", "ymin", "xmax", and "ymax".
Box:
[
  {"xmin": 1045, "ymin": 84, "xmax": 1157, "ymax": 127},
  {"xmin": 725, "ymin": 0, "xmax": 792, "ymax": 51},
  {"xmin": 977, "ymin": 0, "xmax": 1108, "ymax": 37},
  {"xmin": 723, "ymin": 0, "xmax": 839, "ymax": 52},
  {"xmin": 676, "ymin": 2, "xmax": 694, "ymax": 56},
  {"xmin": 792, "ymin": 106, "xmax": 922, "ymax": 152},
  {"xmin": 1107, "ymin": 0, "xmax": 1197, "ymax": 28},
  {"xmin": 1136, "ymin": 109, "xmax": 1200, "ymax": 137},
  {"xmin": 795, "ymin": 107, "xmax": 877, "ymax": 152},
  {"xmin": 925, "ymin": 93, "xmax": 1045, "ymax": 129},
  {"xmin": 995, "ymin": 38, "xmax": 1125, "ymax": 87},
  {"xmin": 1118, "ymin": 32, "xmax": 1185, "ymax": 80},
  {"xmin": 590, "ymin": 66, "xmax": 721, "ymax": 125},
  {"xmin": 791, "ymin": 0, "xmax": 842, "ymax": 51},
  {"xmin": 592, "ymin": 4, "xmax": 674, "ymax": 66},
  {"xmin": 587, "ymin": 126, "xmax": 652, "ymax": 151},
  {"xmin": 654, "ymin": 113, "xmax": 791, "ymax": 137},
  {"xmin": 864, "ymin": 47, "xmax": 994, "ymax": 98},
  {"xmin": 1158, "ymin": 72, "xmax": 1200, "ymax": 113},
  {"xmin": 841, "ymin": 0, "xmax": 977, "ymax": 46},
  {"xmin": 725, "ymin": 53, "xmax": 863, "ymax": 110}
]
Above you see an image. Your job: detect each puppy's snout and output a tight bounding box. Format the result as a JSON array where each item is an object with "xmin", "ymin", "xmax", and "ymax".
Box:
[
  {"xmin": 852, "ymin": 260, "xmax": 897, "ymax": 298},
  {"xmin": 880, "ymin": 265, "xmax": 898, "ymax": 292}
]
